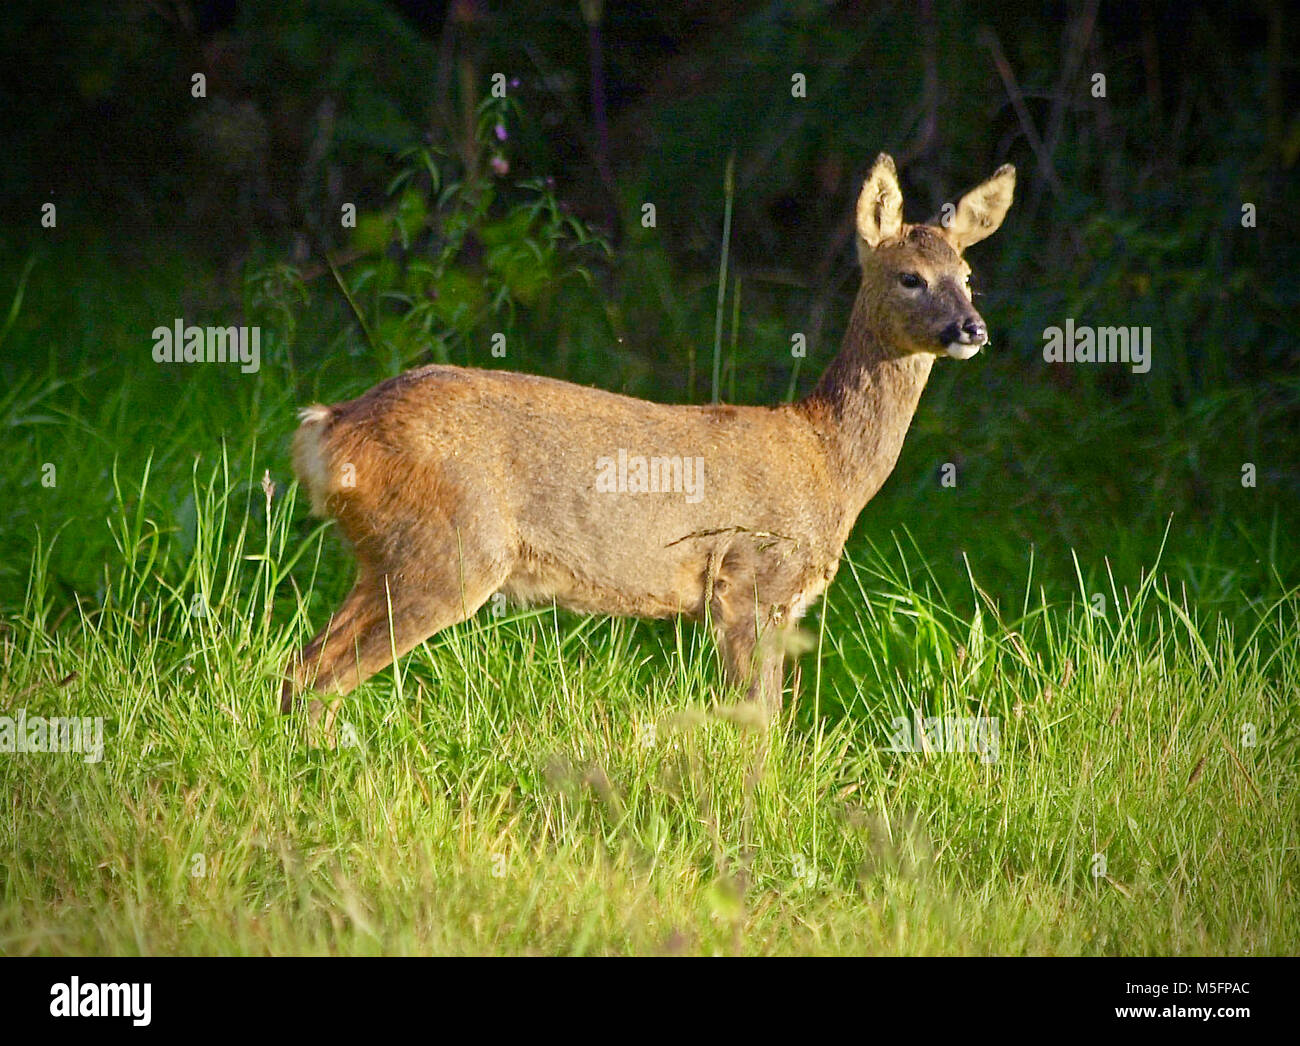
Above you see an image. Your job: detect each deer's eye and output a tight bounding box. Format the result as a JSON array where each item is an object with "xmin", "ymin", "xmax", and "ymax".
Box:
[{"xmin": 898, "ymin": 272, "xmax": 925, "ymax": 290}]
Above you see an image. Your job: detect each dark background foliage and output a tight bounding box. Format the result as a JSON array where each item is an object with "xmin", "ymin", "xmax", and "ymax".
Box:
[{"xmin": 1, "ymin": 0, "xmax": 1296, "ymax": 623}]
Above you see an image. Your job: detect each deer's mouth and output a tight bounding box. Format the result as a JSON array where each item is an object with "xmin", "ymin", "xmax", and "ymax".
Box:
[{"xmin": 939, "ymin": 317, "xmax": 988, "ymax": 359}]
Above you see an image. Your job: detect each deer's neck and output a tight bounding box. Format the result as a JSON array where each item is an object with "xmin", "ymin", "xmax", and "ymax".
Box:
[{"xmin": 799, "ymin": 284, "xmax": 935, "ymax": 519}]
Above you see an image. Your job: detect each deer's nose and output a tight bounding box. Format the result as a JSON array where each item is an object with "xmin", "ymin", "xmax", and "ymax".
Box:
[{"xmin": 940, "ymin": 318, "xmax": 987, "ymax": 346}]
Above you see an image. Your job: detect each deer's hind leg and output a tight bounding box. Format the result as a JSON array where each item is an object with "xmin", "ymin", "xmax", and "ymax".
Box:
[{"xmin": 280, "ymin": 551, "xmax": 508, "ymax": 712}]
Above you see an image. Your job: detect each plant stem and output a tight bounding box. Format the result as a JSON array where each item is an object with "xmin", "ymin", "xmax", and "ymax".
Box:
[{"xmin": 711, "ymin": 152, "xmax": 735, "ymax": 404}]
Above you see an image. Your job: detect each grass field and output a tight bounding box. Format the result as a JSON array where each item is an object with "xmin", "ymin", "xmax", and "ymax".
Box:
[{"xmin": 1, "ymin": 242, "xmax": 1297, "ymax": 956}]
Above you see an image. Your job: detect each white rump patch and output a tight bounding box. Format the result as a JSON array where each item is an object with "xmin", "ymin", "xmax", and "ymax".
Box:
[{"xmin": 298, "ymin": 404, "xmax": 332, "ymax": 424}]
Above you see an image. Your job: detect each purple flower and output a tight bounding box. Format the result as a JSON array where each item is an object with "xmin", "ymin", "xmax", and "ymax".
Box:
[
  {"xmin": 494, "ymin": 123, "xmax": 507, "ymax": 142},
  {"xmin": 490, "ymin": 154, "xmax": 509, "ymax": 176}
]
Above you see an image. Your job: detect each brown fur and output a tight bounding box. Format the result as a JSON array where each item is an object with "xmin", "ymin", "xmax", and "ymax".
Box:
[{"xmin": 280, "ymin": 153, "xmax": 1015, "ymax": 717}]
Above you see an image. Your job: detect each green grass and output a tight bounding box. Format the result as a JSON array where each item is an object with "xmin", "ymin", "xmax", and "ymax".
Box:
[{"xmin": 0, "ymin": 244, "xmax": 1297, "ymax": 955}]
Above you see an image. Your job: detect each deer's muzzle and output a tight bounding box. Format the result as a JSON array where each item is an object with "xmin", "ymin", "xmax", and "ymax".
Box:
[{"xmin": 941, "ymin": 317, "xmax": 988, "ymax": 359}]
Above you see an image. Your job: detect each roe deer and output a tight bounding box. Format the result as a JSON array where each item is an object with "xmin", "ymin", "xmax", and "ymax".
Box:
[{"xmin": 281, "ymin": 153, "xmax": 1015, "ymax": 719}]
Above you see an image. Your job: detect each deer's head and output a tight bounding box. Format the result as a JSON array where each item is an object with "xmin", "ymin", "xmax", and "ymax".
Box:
[{"xmin": 855, "ymin": 153, "xmax": 1015, "ymax": 360}]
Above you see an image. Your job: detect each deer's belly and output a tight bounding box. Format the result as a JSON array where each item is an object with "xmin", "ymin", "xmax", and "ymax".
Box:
[{"xmin": 499, "ymin": 541, "xmax": 708, "ymax": 620}]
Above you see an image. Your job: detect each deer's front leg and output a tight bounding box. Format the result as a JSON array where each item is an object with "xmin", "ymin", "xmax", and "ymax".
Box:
[
  {"xmin": 709, "ymin": 563, "xmax": 786, "ymax": 720},
  {"xmin": 749, "ymin": 634, "xmax": 787, "ymax": 717},
  {"xmin": 713, "ymin": 614, "xmax": 786, "ymax": 719}
]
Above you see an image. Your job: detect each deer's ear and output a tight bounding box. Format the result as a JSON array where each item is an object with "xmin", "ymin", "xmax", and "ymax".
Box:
[
  {"xmin": 941, "ymin": 163, "xmax": 1016, "ymax": 252},
  {"xmin": 856, "ymin": 153, "xmax": 904, "ymax": 250}
]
